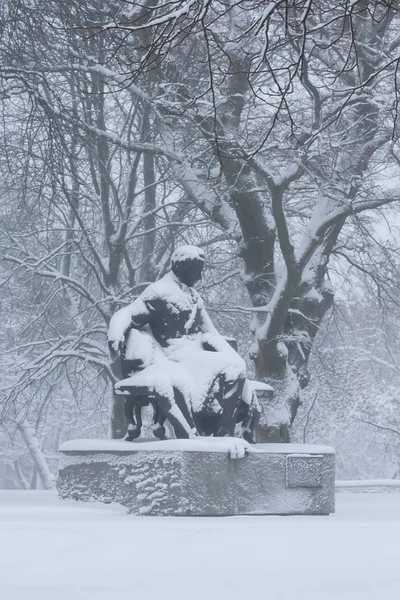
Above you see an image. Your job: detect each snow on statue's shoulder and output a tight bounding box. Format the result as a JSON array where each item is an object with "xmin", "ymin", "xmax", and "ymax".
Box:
[
  {"xmin": 141, "ymin": 272, "xmax": 176, "ymax": 300},
  {"xmin": 141, "ymin": 272, "xmax": 194, "ymax": 312}
]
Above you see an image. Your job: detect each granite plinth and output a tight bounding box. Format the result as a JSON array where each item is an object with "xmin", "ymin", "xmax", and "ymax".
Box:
[{"xmin": 57, "ymin": 438, "xmax": 335, "ymax": 516}]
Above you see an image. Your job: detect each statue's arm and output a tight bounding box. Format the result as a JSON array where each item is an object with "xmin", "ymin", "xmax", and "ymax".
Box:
[
  {"xmin": 199, "ymin": 306, "xmax": 222, "ymax": 337},
  {"xmin": 107, "ymin": 297, "xmax": 150, "ymax": 355},
  {"xmin": 200, "ymin": 305, "xmax": 240, "ymax": 354}
]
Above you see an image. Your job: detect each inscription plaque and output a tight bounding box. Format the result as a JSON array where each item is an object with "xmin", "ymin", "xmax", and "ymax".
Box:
[{"xmin": 286, "ymin": 455, "xmax": 323, "ymax": 488}]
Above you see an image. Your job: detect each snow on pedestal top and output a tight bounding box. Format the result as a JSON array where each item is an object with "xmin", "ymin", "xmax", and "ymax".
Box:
[{"xmin": 59, "ymin": 437, "xmax": 335, "ymax": 455}]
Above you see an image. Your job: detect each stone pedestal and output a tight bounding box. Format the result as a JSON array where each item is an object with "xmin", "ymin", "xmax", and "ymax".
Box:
[{"xmin": 57, "ymin": 438, "xmax": 335, "ymax": 516}]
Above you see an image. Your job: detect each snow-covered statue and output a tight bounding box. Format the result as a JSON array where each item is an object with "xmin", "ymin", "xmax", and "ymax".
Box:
[{"xmin": 108, "ymin": 245, "xmax": 261, "ymax": 443}]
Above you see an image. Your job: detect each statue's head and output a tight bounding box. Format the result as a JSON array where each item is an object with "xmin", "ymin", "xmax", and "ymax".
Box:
[{"xmin": 171, "ymin": 245, "xmax": 205, "ymax": 287}]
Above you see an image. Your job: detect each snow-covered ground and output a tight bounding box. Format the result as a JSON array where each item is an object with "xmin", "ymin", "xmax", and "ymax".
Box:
[{"xmin": 1, "ymin": 491, "xmax": 399, "ymax": 600}]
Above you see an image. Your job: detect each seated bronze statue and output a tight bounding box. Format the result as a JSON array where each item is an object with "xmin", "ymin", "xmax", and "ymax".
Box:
[{"xmin": 108, "ymin": 245, "xmax": 263, "ymax": 443}]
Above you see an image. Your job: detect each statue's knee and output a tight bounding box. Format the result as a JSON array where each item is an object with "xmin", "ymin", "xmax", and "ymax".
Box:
[
  {"xmin": 152, "ymin": 424, "xmax": 167, "ymax": 440},
  {"xmin": 124, "ymin": 423, "xmax": 141, "ymax": 442}
]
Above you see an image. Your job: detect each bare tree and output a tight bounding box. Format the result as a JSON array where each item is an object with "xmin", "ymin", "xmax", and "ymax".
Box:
[
  {"xmin": 70, "ymin": 0, "xmax": 400, "ymax": 440},
  {"xmin": 0, "ymin": 0, "xmax": 226, "ymax": 473},
  {"xmin": 295, "ymin": 265, "xmax": 400, "ymax": 479},
  {"xmin": 2, "ymin": 0, "xmax": 400, "ymax": 450}
]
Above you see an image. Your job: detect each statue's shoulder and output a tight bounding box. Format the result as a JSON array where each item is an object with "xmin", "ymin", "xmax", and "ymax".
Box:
[{"xmin": 141, "ymin": 272, "xmax": 179, "ymax": 304}]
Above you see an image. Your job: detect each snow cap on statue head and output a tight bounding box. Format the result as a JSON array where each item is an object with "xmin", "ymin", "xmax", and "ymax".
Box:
[
  {"xmin": 171, "ymin": 245, "xmax": 205, "ymax": 287},
  {"xmin": 171, "ymin": 245, "xmax": 205, "ymax": 265}
]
